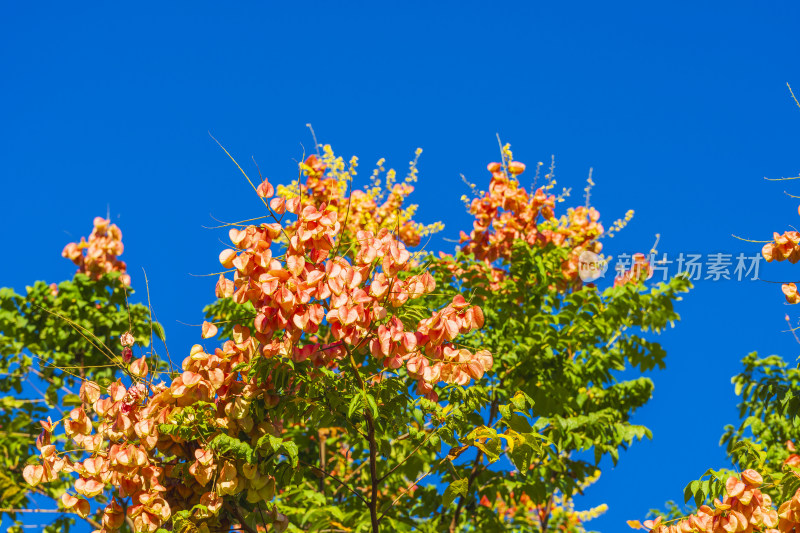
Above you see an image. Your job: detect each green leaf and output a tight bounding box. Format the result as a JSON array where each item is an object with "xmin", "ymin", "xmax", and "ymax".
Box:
[
  {"xmin": 256, "ymin": 433, "xmax": 284, "ymax": 453},
  {"xmin": 208, "ymin": 433, "xmax": 255, "ymax": 463},
  {"xmin": 348, "ymin": 394, "xmax": 362, "ymax": 419},
  {"xmin": 280, "ymin": 441, "xmax": 299, "ymax": 468},
  {"xmin": 62, "ymin": 394, "xmax": 82, "ymax": 407},
  {"xmin": 442, "ymin": 478, "xmax": 469, "ymax": 508},
  {"xmin": 684, "ymin": 480, "xmax": 699, "ymax": 504},
  {"xmin": 365, "ymin": 393, "xmax": 379, "ymax": 421},
  {"xmin": 152, "ymin": 322, "xmax": 166, "ymax": 342}
]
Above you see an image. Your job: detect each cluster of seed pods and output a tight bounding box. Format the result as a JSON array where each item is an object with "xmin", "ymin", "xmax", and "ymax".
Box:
[
  {"xmin": 217, "ymin": 165, "xmax": 492, "ymax": 399},
  {"xmin": 613, "ymin": 253, "xmax": 653, "ymax": 287},
  {"xmin": 633, "ymin": 469, "xmax": 789, "ymax": 533},
  {"xmin": 460, "ymin": 161, "xmax": 556, "ymax": 263},
  {"xmin": 25, "ymin": 322, "xmax": 290, "ymax": 532},
  {"xmin": 24, "ymin": 376, "xmax": 174, "ymax": 533},
  {"xmin": 761, "ymin": 231, "xmax": 800, "ymax": 303},
  {"xmin": 762, "ymin": 231, "xmax": 800, "ymax": 264},
  {"xmin": 456, "ymin": 160, "xmax": 605, "ymax": 290},
  {"xmin": 62, "ymin": 216, "xmax": 131, "ymax": 286}
]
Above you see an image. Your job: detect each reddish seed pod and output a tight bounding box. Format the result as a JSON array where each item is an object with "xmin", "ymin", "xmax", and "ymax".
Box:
[{"xmin": 122, "ymin": 347, "xmax": 133, "ymax": 363}]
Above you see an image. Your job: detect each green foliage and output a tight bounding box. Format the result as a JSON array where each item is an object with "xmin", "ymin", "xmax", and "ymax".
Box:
[
  {"xmin": 722, "ymin": 353, "xmax": 800, "ymax": 465},
  {"xmin": 719, "ymin": 352, "xmax": 800, "ymax": 502},
  {"xmin": 654, "ymin": 351, "xmax": 800, "ymax": 519},
  {"xmin": 0, "ymin": 271, "xmax": 154, "ymax": 527},
  {"xmin": 682, "ymin": 468, "xmax": 737, "ymax": 507},
  {"xmin": 417, "ymin": 241, "xmax": 690, "ymax": 532}
]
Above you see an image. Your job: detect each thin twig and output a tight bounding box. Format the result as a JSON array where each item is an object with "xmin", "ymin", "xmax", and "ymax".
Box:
[{"xmin": 298, "ymin": 459, "xmax": 367, "ymax": 506}]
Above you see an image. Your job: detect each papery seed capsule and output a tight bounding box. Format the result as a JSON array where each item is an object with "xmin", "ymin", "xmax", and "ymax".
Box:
[
  {"xmin": 120, "ymin": 331, "xmax": 135, "ymax": 347},
  {"xmin": 507, "ymin": 161, "xmax": 526, "ymax": 175},
  {"xmin": 130, "ymin": 356, "xmax": 148, "ymax": 379},
  {"xmin": 219, "ymin": 249, "xmax": 237, "ymax": 268},
  {"xmin": 741, "ymin": 469, "xmax": 763, "ymax": 487}
]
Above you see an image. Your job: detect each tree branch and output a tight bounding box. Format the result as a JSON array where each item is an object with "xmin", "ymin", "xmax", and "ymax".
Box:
[
  {"xmin": 226, "ymin": 503, "xmax": 258, "ymax": 533},
  {"xmin": 298, "ymin": 459, "xmax": 366, "ymax": 506},
  {"xmin": 378, "ymin": 426, "xmax": 437, "ymax": 483},
  {"xmin": 345, "ymin": 349, "xmax": 381, "ymax": 533},
  {"xmin": 448, "ymin": 397, "xmax": 500, "ymax": 532}
]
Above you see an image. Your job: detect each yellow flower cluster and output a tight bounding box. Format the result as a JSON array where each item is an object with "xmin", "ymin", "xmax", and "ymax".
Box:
[
  {"xmin": 606, "ymin": 208, "xmax": 636, "ymax": 238},
  {"xmin": 276, "ymin": 145, "xmax": 442, "ymax": 250}
]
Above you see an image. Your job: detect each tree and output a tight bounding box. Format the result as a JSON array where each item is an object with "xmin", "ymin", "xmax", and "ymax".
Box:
[
  {"xmin": 0, "ymin": 217, "xmax": 154, "ymax": 532},
  {"xmin": 17, "ymin": 140, "xmax": 688, "ymax": 533}
]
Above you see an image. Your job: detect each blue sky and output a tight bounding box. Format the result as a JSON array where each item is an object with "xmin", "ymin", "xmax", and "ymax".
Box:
[{"xmin": 3, "ymin": 1, "xmax": 800, "ymax": 530}]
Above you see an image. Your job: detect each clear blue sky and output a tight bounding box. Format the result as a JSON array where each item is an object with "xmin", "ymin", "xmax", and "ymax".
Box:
[{"xmin": 3, "ymin": 2, "xmax": 800, "ymax": 530}]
